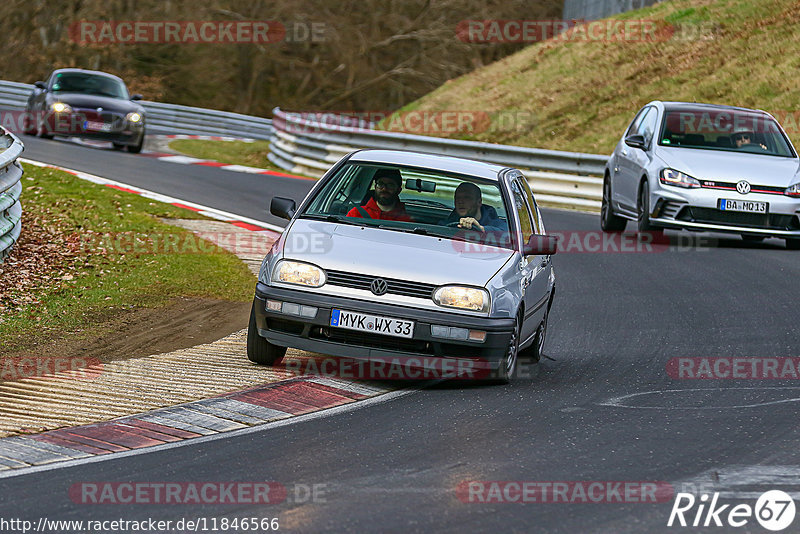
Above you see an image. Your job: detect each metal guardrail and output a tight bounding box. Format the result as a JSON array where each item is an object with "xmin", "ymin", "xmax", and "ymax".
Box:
[
  {"xmin": 0, "ymin": 80, "xmax": 274, "ymax": 140},
  {"xmin": 0, "ymin": 79, "xmax": 607, "ymax": 211},
  {"xmin": 270, "ymin": 108, "xmax": 606, "ymax": 211},
  {"xmin": 0, "ymin": 129, "xmax": 24, "ymax": 263}
]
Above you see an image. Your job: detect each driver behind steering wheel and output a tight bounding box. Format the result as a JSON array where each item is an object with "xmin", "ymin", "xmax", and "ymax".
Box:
[
  {"xmin": 440, "ymin": 182, "xmax": 506, "ymax": 232},
  {"xmin": 346, "ymin": 168, "xmax": 412, "ymax": 221},
  {"xmin": 732, "ymin": 127, "xmax": 767, "ymax": 150}
]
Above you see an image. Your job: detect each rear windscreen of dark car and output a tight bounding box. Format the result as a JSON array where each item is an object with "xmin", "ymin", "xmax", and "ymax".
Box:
[{"xmin": 658, "ymin": 108, "xmax": 795, "ymax": 157}]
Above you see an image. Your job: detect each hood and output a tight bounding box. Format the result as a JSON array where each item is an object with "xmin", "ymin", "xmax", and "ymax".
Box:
[
  {"xmin": 658, "ymin": 147, "xmax": 800, "ymax": 187},
  {"xmin": 280, "ymin": 218, "xmax": 515, "ymax": 287},
  {"xmin": 48, "ymin": 93, "xmax": 143, "ymax": 114}
]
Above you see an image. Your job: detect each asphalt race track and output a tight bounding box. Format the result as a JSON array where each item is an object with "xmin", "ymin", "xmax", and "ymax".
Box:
[{"xmin": 3, "ymin": 136, "xmax": 800, "ymax": 533}]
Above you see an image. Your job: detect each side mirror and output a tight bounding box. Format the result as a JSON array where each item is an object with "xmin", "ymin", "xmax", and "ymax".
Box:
[
  {"xmin": 270, "ymin": 196, "xmax": 296, "ymax": 220},
  {"xmin": 34, "ymin": 81, "xmax": 46, "ymax": 90},
  {"xmin": 130, "ymin": 94, "xmax": 143, "ymax": 101},
  {"xmin": 625, "ymin": 134, "xmax": 647, "ymax": 150},
  {"xmin": 522, "ymin": 234, "xmax": 558, "ymax": 256}
]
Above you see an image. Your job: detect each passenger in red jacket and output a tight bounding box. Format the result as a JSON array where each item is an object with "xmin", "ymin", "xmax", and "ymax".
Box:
[{"xmin": 347, "ymin": 168, "xmax": 412, "ymax": 221}]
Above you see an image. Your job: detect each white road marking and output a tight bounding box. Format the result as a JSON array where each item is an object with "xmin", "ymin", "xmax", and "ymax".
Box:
[
  {"xmin": 20, "ymin": 158, "xmax": 285, "ymax": 233},
  {"xmin": 600, "ymin": 387, "xmax": 800, "ymax": 409}
]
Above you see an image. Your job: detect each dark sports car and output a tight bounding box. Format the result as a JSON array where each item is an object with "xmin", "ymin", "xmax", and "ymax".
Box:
[{"xmin": 23, "ymin": 68, "xmax": 146, "ymax": 153}]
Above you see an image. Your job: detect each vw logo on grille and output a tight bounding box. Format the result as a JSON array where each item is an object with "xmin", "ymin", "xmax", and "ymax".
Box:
[
  {"xmin": 370, "ymin": 278, "xmax": 388, "ymax": 296},
  {"xmin": 96, "ymin": 107, "xmax": 103, "ymax": 112},
  {"xmin": 736, "ymin": 180, "xmax": 751, "ymax": 195}
]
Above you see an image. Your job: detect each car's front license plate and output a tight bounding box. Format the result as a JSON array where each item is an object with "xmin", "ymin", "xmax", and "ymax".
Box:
[
  {"xmin": 330, "ymin": 309, "xmax": 414, "ymax": 338},
  {"xmin": 84, "ymin": 121, "xmax": 112, "ymax": 132},
  {"xmin": 719, "ymin": 199, "xmax": 768, "ymax": 213}
]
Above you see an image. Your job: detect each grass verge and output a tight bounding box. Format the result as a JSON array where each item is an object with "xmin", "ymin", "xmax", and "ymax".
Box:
[
  {"xmin": 168, "ymin": 139, "xmax": 316, "ymax": 179},
  {"xmin": 396, "ymin": 0, "xmax": 800, "ymax": 154},
  {"xmin": 0, "ymin": 164, "xmax": 256, "ymax": 352}
]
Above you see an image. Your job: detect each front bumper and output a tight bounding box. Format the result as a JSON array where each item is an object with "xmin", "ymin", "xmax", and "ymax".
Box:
[
  {"xmin": 650, "ymin": 184, "xmax": 800, "ymax": 237},
  {"xmin": 253, "ymin": 282, "xmax": 515, "ymax": 371},
  {"xmin": 47, "ymin": 112, "xmax": 144, "ymax": 145}
]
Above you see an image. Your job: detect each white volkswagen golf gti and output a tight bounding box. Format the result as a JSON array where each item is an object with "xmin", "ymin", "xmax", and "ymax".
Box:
[{"xmin": 602, "ymin": 101, "xmax": 800, "ymax": 248}]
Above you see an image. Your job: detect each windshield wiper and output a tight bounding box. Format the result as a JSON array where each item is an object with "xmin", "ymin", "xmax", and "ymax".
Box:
[{"xmin": 300, "ymin": 213, "xmax": 366, "ymax": 227}]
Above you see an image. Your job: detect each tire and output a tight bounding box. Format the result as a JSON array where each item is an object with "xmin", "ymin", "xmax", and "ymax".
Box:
[
  {"xmin": 601, "ymin": 176, "xmax": 627, "ymax": 232},
  {"xmin": 246, "ymin": 302, "xmax": 286, "ymax": 365},
  {"xmin": 637, "ymin": 179, "xmax": 654, "ymax": 232},
  {"xmin": 36, "ymin": 111, "xmax": 53, "ymax": 139},
  {"xmin": 520, "ymin": 290, "xmax": 554, "ymax": 363},
  {"xmin": 22, "ymin": 109, "xmax": 36, "ymax": 135},
  {"xmin": 112, "ymin": 143, "xmax": 126, "ymax": 151},
  {"xmin": 127, "ymin": 132, "xmax": 144, "ymax": 154},
  {"xmin": 786, "ymin": 238, "xmax": 800, "ymax": 250},
  {"xmin": 493, "ymin": 311, "xmax": 521, "ymax": 384}
]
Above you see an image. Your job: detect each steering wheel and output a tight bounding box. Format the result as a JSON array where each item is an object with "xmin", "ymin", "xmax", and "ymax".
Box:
[
  {"xmin": 445, "ymin": 221, "xmax": 461, "ymax": 228},
  {"xmin": 739, "ymin": 143, "xmax": 768, "ymax": 152}
]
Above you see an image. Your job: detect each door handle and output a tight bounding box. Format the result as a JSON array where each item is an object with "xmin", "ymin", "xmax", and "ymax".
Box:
[
  {"xmin": 540, "ymin": 257, "xmax": 549, "ymax": 268},
  {"xmin": 621, "ymin": 149, "xmax": 628, "ymax": 156}
]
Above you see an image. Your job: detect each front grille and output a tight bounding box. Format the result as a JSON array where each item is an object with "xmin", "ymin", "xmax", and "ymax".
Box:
[
  {"xmin": 75, "ymin": 109, "xmax": 125, "ymax": 127},
  {"xmin": 676, "ymin": 207, "xmax": 800, "ymax": 230},
  {"xmin": 326, "ymin": 270, "xmax": 437, "ymax": 299},
  {"xmin": 310, "ymin": 326, "xmax": 434, "ymax": 354},
  {"xmin": 700, "ymin": 181, "xmax": 785, "ymax": 195}
]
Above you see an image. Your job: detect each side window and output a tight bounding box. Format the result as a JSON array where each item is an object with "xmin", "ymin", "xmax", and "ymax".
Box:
[
  {"xmin": 626, "ymin": 107, "xmax": 649, "ymax": 137},
  {"xmin": 517, "ymin": 178, "xmax": 542, "ymax": 234},
  {"xmin": 637, "ymin": 107, "xmax": 658, "ymax": 146},
  {"xmin": 510, "ymin": 179, "xmax": 534, "ymax": 251}
]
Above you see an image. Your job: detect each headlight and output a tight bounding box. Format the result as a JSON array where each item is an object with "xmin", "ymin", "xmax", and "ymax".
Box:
[
  {"xmin": 433, "ymin": 285, "xmax": 489, "ymax": 313},
  {"xmin": 51, "ymin": 102, "xmax": 72, "ymax": 113},
  {"xmin": 272, "ymin": 260, "xmax": 326, "ymax": 287},
  {"xmin": 785, "ymin": 183, "xmax": 800, "ymax": 197},
  {"xmin": 126, "ymin": 112, "xmax": 143, "ymax": 123},
  {"xmin": 660, "ymin": 168, "xmax": 700, "ymax": 189}
]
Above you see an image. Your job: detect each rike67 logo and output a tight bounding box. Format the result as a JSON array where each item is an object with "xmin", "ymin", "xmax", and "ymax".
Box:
[{"xmin": 668, "ymin": 490, "xmax": 796, "ymax": 531}]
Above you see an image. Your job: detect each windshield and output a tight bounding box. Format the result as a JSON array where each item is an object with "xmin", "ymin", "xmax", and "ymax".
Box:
[
  {"xmin": 302, "ymin": 162, "xmax": 514, "ymax": 250},
  {"xmin": 658, "ymin": 108, "xmax": 795, "ymax": 157},
  {"xmin": 50, "ymin": 72, "xmax": 129, "ymax": 99}
]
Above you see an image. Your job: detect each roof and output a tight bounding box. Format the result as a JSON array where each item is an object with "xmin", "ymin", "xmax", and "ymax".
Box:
[{"xmin": 348, "ymin": 149, "xmax": 507, "ymax": 181}]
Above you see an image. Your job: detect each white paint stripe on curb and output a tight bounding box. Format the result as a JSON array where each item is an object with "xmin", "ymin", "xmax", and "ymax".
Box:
[{"xmin": 20, "ymin": 158, "xmax": 285, "ymax": 233}]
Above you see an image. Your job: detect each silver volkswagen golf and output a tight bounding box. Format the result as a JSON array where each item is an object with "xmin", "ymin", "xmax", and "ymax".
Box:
[
  {"xmin": 602, "ymin": 101, "xmax": 800, "ymax": 248},
  {"xmin": 247, "ymin": 150, "xmax": 558, "ymax": 382}
]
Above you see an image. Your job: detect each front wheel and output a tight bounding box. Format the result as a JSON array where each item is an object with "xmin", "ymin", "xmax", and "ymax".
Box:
[
  {"xmin": 637, "ymin": 180, "xmax": 654, "ymax": 232},
  {"xmin": 246, "ymin": 302, "xmax": 286, "ymax": 365},
  {"xmin": 601, "ymin": 178, "xmax": 627, "ymax": 232},
  {"xmin": 22, "ymin": 108, "xmax": 36, "ymax": 135},
  {"xmin": 127, "ymin": 132, "xmax": 144, "ymax": 154},
  {"xmin": 36, "ymin": 112, "xmax": 53, "ymax": 140},
  {"xmin": 521, "ymin": 295, "xmax": 552, "ymax": 364},
  {"xmin": 494, "ymin": 312, "xmax": 521, "ymax": 384}
]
